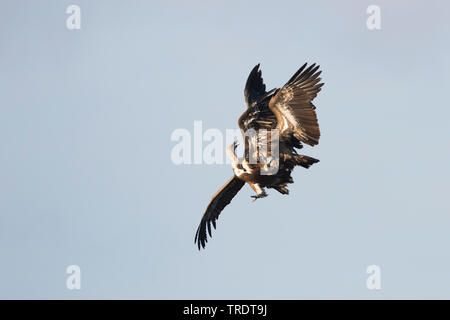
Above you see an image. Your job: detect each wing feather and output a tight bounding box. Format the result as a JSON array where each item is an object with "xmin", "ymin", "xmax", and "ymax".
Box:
[
  {"xmin": 244, "ymin": 64, "xmax": 267, "ymax": 108},
  {"xmin": 194, "ymin": 176, "xmax": 245, "ymax": 250},
  {"xmin": 269, "ymin": 63, "xmax": 324, "ymax": 146}
]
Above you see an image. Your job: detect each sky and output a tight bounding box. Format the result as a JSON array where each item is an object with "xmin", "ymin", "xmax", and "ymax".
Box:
[{"xmin": 0, "ymin": 0, "xmax": 449, "ymax": 299}]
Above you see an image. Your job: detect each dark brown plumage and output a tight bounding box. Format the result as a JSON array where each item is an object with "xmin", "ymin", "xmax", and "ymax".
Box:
[{"xmin": 195, "ymin": 63, "xmax": 324, "ymax": 250}]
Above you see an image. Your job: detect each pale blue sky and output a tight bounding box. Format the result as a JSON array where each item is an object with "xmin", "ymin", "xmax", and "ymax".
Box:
[{"xmin": 0, "ymin": 0, "xmax": 449, "ymax": 299}]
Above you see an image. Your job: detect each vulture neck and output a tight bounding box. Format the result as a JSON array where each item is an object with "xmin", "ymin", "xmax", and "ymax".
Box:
[{"xmin": 226, "ymin": 143, "xmax": 246, "ymax": 177}]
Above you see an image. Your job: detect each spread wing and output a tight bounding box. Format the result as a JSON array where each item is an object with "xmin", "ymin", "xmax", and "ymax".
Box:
[
  {"xmin": 269, "ymin": 63, "xmax": 324, "ymax": 146},
  {"xmin": 240, "ymin": 65, "xmax": 278, "ymax": 162},
  {"xmin": 244, "ymin": 64, "xmax": 267, "ymax": 108},
  {"xmin": 195, "ymin": 176, "xmax": 245, "ymax": 250}
]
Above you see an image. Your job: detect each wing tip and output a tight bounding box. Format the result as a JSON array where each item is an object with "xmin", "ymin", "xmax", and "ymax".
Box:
[
  {"xmin": 194, "ymin": 224, "xmax": 207, "ymax": 250},
  {"xmin": 250, "ymin": 63, "xmax": 261, "ymax": 74},
  {"xmin": 288, "ymin": 62, "xmax": 323, "ymax": 85}
]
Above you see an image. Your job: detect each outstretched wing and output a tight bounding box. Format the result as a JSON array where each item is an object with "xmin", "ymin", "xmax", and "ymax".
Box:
[
  {"xmin": 244, "ymin": 64, "xmax": 267, "ymax": 108},
  {"xmin": 195, "ymin": 176, "xmax": 245, "ymax": 250},
  {"xmin": 240, "ymin": 65, "xmax": 278, "ymax": 163},
  {"xmin": 269, "ymin": 63, "xmax": 324, "ymax": 146}
]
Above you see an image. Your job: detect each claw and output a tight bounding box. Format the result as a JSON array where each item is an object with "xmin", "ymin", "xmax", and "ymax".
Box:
[{"xmin": 251, "ymin": 191, "xmax": 268, "ymax": 202}]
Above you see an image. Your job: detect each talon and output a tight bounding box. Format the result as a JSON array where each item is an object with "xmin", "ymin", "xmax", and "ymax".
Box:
[{"xmin": 251, "ymin": 191, "xmax": 268, "ymax": 201}]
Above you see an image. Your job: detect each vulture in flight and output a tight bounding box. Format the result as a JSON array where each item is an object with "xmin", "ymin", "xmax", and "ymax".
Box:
[{"xmin": 195, "ymin": 63, "xmax": 324, "ymax": 250}]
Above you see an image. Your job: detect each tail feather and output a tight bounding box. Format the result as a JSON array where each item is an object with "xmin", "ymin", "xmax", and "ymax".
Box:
[
  {"xmin": 294, "ymin": 155, "xmax": 319, "ymax": 168},
  {"xmin": 273, "ymin": 185, "xmax": 289, "ymax": 194},
  {"xmin": 269, "ymin": 154, "xmax": 319, "ymax": 195},
  {"xmin": 283, "ymin": 153, "xmax": 319, "ymax": 169}
]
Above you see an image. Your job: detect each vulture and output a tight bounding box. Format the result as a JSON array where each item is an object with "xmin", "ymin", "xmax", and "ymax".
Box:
[{"xmin": 195, "ymin": 63, "xmax": 324, "ymax": 250}]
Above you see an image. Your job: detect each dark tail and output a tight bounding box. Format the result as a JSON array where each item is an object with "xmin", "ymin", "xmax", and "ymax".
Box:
[
  {"xmin": 270, "ymin": 155, "xmax": 319, "ymax": 195},
  {"xmin": 293, "ymin": 155, "xmax": 319, "ymax": 169}
]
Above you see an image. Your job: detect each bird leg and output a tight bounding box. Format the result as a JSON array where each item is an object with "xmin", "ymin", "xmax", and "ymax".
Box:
[
  {"xmin": 249, "ymin": 183, "xmax": 268, "ymax": 201},
  {"xmin": 251, "ymin": 191, "xmax": 268, "ymax": 202}
]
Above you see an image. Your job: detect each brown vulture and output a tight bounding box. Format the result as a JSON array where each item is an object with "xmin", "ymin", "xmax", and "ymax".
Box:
[{"xmin": 195, "ymin": 63, "xmax": 324, "ymax": 250}]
